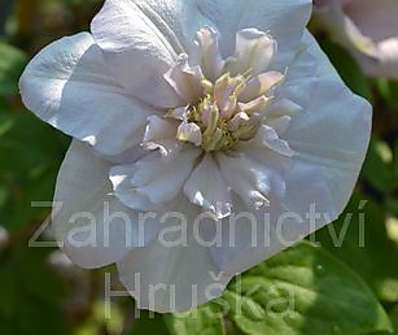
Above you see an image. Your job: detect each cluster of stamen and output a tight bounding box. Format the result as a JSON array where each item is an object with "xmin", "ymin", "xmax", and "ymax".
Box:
[
  {"xmin": 175, "ymin": 71, "xmax": 272, "ymax": 152},
  {"xmin": 157, "ymin": 27, "xmax": 288, "ymax": 154}
]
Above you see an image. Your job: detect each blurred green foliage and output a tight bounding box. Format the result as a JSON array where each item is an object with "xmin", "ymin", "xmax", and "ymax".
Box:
[{"xmin": 0, "ymin": 1, "xmax": 398, "ymax": 335}]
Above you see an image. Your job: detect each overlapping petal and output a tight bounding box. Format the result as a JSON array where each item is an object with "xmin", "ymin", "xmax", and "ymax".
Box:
[
  {"xmin": 19, "ymin": 0, "xmax": 372, "ymax": 314},
  {"xmin": 53, "ymin": 141, "xmax": 161, "ymax": 269},
  {"xmin": 184, "ymin": 154, "xmax": 232, "ymax": 219},
  {"xmin": 315, "ymin": 0, "xmax": 398, "ymax": 79},
  {"xmin": 19, "ymin": 32, "xmax": 153, "ymax": 156},
  {"xmin": 110, "ymin": 149, "xmax": 201, "ymax": 211},
  {"xmin": 117, "ymin": 199, "xmax": 230, "ymax": 312},
  {"xmin": 197, "ymin": 0, "xmax": 312, "ymax": 66},
  {"xmin": 208, "ymin": 31, "xmax": 371, "ymax": 277}
]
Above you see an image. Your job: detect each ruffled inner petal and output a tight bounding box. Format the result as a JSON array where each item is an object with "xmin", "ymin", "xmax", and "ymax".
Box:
[
  {"xmin": 184, "ymin": 154, "xmax": 232, "ymax": 219},
  {"xmin": 110, "ymin": 149, "xmax": 201, "ymax": 211}
]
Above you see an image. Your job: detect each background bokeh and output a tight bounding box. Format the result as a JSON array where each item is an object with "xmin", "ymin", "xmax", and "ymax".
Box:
[{"xmin": 1, "ymin": 1, "xmax": 398, "ymax": 334}]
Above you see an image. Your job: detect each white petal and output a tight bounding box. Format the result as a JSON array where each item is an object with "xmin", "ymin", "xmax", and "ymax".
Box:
[
  {"xmin": 117, "ymin": 200, "xmax": 230, "ymax": 312},
  {"xmin": 229, "ymin": 112, "xmax": 250, "ymax": 131},
  {"xmin": 284, "ymin": 79, "xmax": 371, "ymax": 214},
  {"xmin": 164, "ymin": 54, "xmax": 204, "ymax": 103},
  {"xmin": 53, "ymin": 141, "xmax": 159, "ymax": 269},
  {"xmin": 316, "ymin": 3, "xmax": 378, "ymax": 58},
  {"xmin": 231, "ymin": 29, "xmax": 277, "ymax": 75},
  {"xmin": 357, "ymin": 38, "xmax": 398, "ymax": 79},
  {"xmin": 91, "ymin": 0, "xmax": 184, "ymax": 108},
  {"xmin": 211, "ymin": 32, "xmax": 371, "ymax": 276},
  {"xmin": 284, "ymin": 30, "xmax": 342, "ymax": 84},
  {"xmin": 184, "ymin": 154, "xmax": 232, "ymax": 219},
  {"xmin": 315, "ymin": 1, "xmax": 398, "ymax": 78},
  {"xmin": 19, "ymin": 33, "xmax": 153, "ymax": 156},
  {"xmin": 142, "ymin": 115, "xmax": 181, "ymax": 158},
  {"xmin": 217, "ymin": 152, "xmax": 283, "ymax": 210},
  {"xmin": 345, "ymin": 0, "xmax": 398, "ymax": 43},
  {"xmin": 240, "ymin": 71, "xmax": 285, "ymax": 102},
  {"xmin": 265, "ymin": 115, "xmax": 292, "ymax": 135},
  {"xmin": 209, "ymin": 29, "xmax": 371, "ymax": 279},
  {"xmin": 238, "ymin": 96, "xmax": 271, "ymax": 115},
  {"xmin": 192, "ymin": 26, "xmax": 225, "ymax": 82},
  {"xmin": 176, "ymin": 122, "xmax": 202, "ymax": 146},
  {"xmin": 254, "ymin": 125, "xmax": 295, "ymax": 157},
  {"xmin": 110, "ymin": 149, "xmax": 201, "ymax": 211},
  {"xmin": 208, "ymin": 197, "xmax": 287, "ymax": 274},
  {"xmin": 112, "ymin": 0, "xmax": 216, "ymax": 53},
  {"xmin": 267, "ymin": 98, "xmax": 303, "ymax": 117},
  {"xmin": 197, "ymin": 0, "xmax": 312, "ymax": 67}
]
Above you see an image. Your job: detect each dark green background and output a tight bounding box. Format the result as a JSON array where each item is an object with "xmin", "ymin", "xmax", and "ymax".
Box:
[{"xmin": 1, "ymin": 1, "xmax": 398, "ymax": 334}]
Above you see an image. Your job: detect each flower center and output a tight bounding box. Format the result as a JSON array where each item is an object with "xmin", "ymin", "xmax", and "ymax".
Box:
[
  {"xmin": 163, "ymin": 26, "xmax": 285, "ymax": 153},
  {"xmin": 182, "ymin": 72, "xmax": 270, "ymax": 152}
]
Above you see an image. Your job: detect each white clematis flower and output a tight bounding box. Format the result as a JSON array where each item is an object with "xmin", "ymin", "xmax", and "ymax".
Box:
[
  {"xmin": 19, "ymin": 0, "xmax": 371, "ymax": 313},
  {"xmin": 314, "ymin": 0, "xmax": 398, "ymax": 79}
]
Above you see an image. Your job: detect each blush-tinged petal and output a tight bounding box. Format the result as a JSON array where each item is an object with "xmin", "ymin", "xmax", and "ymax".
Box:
[
  {"xmin": 230, "ymin": 29, "xmax": 277, "ymax": 75},
  {"xmin": 91, "ymin": 0, "xmax": 184, "ymax": 108},
  {"xmin": 316, "ymin": 0, "xmax": 398, "ymax": 79},
  {"xmin": 110, "ymin": 149, "xmax": 201, "ymax": 211},
  {"xmin": 267, "ymin": 98, "xmax": 303, "ymax": 117},
  {"xmin": 164, "ymin": 54, "xmax": 204, "ymax": 103},
  {"xmin": 192, "ymin": 27, "xmax": 225, "ymax": 82},
  {"xmin": 19, "ymin": 32, "xmax": 152, "ymax": 156},
  {"xmin": 266, "ymin": 115, "xmax": 292, "ymax": 135},
  {"xmin": 197, "ymin": 0, "xmax": 312, "ymax": 67},
  {"xmin": 184, "ymin": 154, "xmax": 232, "ymax": 219},
  {"xmin": 117, "ymin": 202, "xmax": 230, "ymax": 312},
  {"xmin": 277, "ymin": 32, "xmax": 372, "ymax": 218},
  {"xmin": 142, "ymin": 115, "xmax": 181, "ymax": 159},
  {"xmin": 240, "ymin": 71, "xmax": 285, "ymax": 103},
  {"xmin": 345, "ymin": 0, "xmax": 398, "ymax": 43},
  {"xmin": 284, "ymin": 80, "xmax": 371, "ymax": 215},
  {"xmin": 176, "ymin": 122, "xmax": 202, "ymax": 146},
  {"xmin": 53, "ymin": 141, "xmax": 160, "ymax": 269},
  {"xmin": 254, "ymin": 125, "xmax": 296, "ymax": 157},
  {"xmin": 217, "ymin": 152, "xmax": 276, "ymax": 210}
]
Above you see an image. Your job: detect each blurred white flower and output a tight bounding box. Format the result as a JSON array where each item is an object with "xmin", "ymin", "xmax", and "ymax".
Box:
[
  {"xmin": 20, "ymin": 0, "xmax": 371, "ymax": 312},
  {"xmin": 0, "ymin": 225, "xmax": 9, "ymax": 249},
  {"xmin": 314, "ymin": 0, "xmax": 398, "ymax": 79}
]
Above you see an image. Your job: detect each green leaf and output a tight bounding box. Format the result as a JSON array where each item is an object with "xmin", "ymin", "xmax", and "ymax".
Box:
[
  {"xmin": 0, "ymin": 242, "xmax": 70, "ymax": 335},
  {"xmin": 217, "ymin": 241, "xmax": 392, "ymax": 335},
  {"xmin": 165, "ymin": 304, "xmax": 225, "ymax": 335},
  {"xmin": 0, "ymin": 42, "xmax": 27, "ymax": 96},
  {"xmin": 377, "ymin": 80, "xmax": 398, "ymax": 109},
  {"xmin": 370, "ymin": 306, "xmax": 398, "ymax": 335},
  {"xmin": 314, "ymin": 194, "xmax": 398, "ymax": 303},
  {"xmin": 0, "ymin": 110, "xmax": 69, "ymax": 231},
  {"xmin": 130, "ymin": 312, "xmax": 169, "ymax": 335},
  {"xmin": 362, "ymin": 140, "xmax": 398, "ymax": 193}
]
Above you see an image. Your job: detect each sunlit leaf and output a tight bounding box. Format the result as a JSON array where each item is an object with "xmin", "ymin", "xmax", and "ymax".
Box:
[
  {"xmin": 218, "ymin": 241, "xmax": 391, "ymax": 335},
  {"xmin": 165, "ymin": 304, "xmax": 225, "ymax": 335},
  {"xmin": 314, "ymin": 194, "xmax": 398, "ymax": 303}
]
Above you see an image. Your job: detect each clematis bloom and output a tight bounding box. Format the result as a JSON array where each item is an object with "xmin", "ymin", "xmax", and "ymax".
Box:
[
  {"xmin": 20, "ymin": 0, "xmax": 371, "ymax": 312},
  {"xmin": 314, "ymin": 0, "xmax": 398, "ymax": 79}
]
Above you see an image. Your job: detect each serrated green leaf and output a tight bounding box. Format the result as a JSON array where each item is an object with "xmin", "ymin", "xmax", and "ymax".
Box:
[
  {"xmin": 165, "ymin": 304, "xmax": 225, "ymax": 335},
  {"xmin": 0, "ymin": 42, "xmax": 27, "ymax": 95},
  {"xmin": 216, "ymin": 241, "xmax": 392, "ymax": 335}
]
